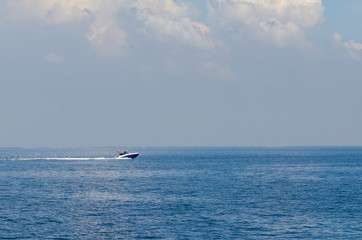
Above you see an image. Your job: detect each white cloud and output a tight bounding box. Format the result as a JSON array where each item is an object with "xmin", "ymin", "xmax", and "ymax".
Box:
[
  {"xmin": 209, "ymin": 0, "xmax": 324, "ymax": 47},
  {"xmin": 132, "ymin": 0, "xmax": 213, "ymax": 48},
  {"xmin": 346, "ymin": 40, "xmax": 362, "ymax": 51},
  {"xmin": 133, "ymin": 0, "xmax": 189, "ymax": 18},
  {"xmin": 333, "ymin": 33, "xmax": 343, "ymax": 46},
  {"xmin": 334, "ymin": 33, "xmax": 362, "ymax": 60},
  {"xmin": 87, "ymin": 22, "xmax": 128, "ymax": 55},
  {"xmin": 44, "ymin": 53, "xmax": 64, "ymax": 63},
  {"xmin": 85, "ymin": 1, "xmax": 129, "ymax": 54},
  {"xmin": 6, "ymin": 0, "xmax": 129, "ymax": 54}
]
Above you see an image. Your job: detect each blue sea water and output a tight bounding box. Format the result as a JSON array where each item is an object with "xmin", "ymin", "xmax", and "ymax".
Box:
[{"xmin": 0, "ymin": 147, "xmax": 361, "ymax": 239}]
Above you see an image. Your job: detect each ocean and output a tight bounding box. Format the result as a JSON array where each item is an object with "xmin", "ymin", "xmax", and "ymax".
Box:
[{"xmin": 0, "ymin": 147, "xmax": 361, "ymax": 239}]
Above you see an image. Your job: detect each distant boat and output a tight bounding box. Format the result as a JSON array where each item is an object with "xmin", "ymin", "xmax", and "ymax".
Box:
[{"xmin": 116, "ymin": 150, "xmax": 139, "ymax": 159}]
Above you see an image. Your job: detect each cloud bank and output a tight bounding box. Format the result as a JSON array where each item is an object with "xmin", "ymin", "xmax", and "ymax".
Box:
[
  {"xmin": 6, "ymin": 0, "xmax": 213, "ymax": 53},
  {"xmin": 4, "ymin": 0, "xmax": 331, "ymax": 54}
]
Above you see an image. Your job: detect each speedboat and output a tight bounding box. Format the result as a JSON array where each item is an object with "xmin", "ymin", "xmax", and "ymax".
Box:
[{"xmin": 116, "ymin": 150, "xmax": 139, "ymax": 159}]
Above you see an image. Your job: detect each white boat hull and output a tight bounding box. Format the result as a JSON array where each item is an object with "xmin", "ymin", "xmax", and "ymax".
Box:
[{"xmin": 116, "ymin": 153, "xmax": 139, "ymax": 159}]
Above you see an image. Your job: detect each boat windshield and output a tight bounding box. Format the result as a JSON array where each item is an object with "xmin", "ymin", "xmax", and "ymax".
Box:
[{"xmin": 120, "ymin": 151, "xmax": 129, "ymax": 155}]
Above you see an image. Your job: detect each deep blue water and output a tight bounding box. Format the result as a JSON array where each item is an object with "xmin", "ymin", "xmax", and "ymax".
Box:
[{"xmin": 0, "ymin": 147, "xmax": 361, "ymax": 239}]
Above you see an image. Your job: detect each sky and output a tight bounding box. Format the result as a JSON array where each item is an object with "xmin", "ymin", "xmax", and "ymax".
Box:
[{"xmin": 1, "ymin": 0, "xmax": 362, "ymax": 148}]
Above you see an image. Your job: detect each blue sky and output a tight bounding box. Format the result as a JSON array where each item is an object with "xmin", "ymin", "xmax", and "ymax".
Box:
[
  {"xmin": 323, "ymin": 1, "xmax": 362, "ymax": 39},
  {"xmin": 1, "ymin": 0, "xmax": 362, "ymax": 147}
]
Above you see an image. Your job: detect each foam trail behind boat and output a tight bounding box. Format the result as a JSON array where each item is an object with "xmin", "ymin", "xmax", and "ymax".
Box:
[{"xmin": 6, "ymin": 157, "xmax": 112, "ymax": 161}]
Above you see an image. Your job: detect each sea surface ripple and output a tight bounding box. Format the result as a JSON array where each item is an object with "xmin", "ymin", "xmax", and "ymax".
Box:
[{"xmin": 0, "ymin": 147, "xmax": 361, "ymax": 239}]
